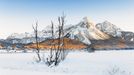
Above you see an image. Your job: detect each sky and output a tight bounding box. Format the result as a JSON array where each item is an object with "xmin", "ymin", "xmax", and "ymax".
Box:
[{"xmin": 0, "ymin": 0, "xmax": 134, "ymax": 38}]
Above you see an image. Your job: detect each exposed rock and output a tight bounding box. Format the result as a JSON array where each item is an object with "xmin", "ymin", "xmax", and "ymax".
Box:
[
  {"xmin": 64, "ymin": 17, "xmax": 110, "ymax": 45},
  {"xmin": 96, "ymin": 21, "xmax": 122, "ymax": 37}
]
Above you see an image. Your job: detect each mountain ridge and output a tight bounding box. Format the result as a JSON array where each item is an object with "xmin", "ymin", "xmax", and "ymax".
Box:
[{"xmin": 0, "ymin": 17, "xmax": 134, "ymax": 50}]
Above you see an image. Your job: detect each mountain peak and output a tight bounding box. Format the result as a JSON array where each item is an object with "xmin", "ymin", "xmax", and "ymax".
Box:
[
  {"xmin": 103, "ymin": 20, "xmax": 114, "ymax": 25},
  {"xmin": 96, "ymin": 21, "xmax": 122, "ymax": 37},
  {"xmin": 83, "ymin": 17, "xmax": 95, "ymax": 28},
  {"xmin": 83, "ymin": 17, "xmax": 95, "ymax": 24},
  {"xmin": 103, "ymin": 20, "xmax": 110, "ymax": 23}
]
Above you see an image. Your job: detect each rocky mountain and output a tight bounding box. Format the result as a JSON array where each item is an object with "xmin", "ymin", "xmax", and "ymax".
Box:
[
  {"xmin": 64, "ymin": 17, "xmax": 110, "ymax": 45},
  {"xmin": 121, "ymin": 31, "xmax": 134, "ymax": 48},
  {"xmin": 121, "ymin": 31, "xmax": 134, "ymax": 42},
  {"xmin": 7, "ymin": 32, "xmax": 32, "ymax": 39},
  {"xmin": 1, "ymin": 17, "xmax": 134, "ymax": 50},
  {"xmin": 6, "ymin": 30, "xmax": 52, "ymax": 44},
  {"xmin": 96, "ymin": 21, "xmax": 122, "ymax": 37},
  {"xmin": 63, "ymin": 17, "xmax": 134, "ymax": 50},
  {"xmin": 90, "ymin": 32, "xmax": 134, "ymax": 50}
]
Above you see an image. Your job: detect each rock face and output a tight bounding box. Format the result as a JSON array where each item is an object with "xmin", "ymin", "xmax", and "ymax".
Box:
[
  {"xmin": 96, "ymin": 21, "xmax": 122, "ymax": 37},
  {"xmin": 65, "ymin": 17, "xmax": 110, "ymax": 45},
  {"xmin": 121, "ymin": 31, "xmax": 134, "ymax": 48},
  {"xmin": 121, "ymin": 31, "xmax": 134, "ymax": 42},
  {"xmin": 83, "ymin": 17, "xmax": 110, "ymax": 40}
]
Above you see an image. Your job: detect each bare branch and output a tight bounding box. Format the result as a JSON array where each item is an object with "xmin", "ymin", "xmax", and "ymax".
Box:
[{"xmin": 32, "ymin": 21, "xmax": 41, "ymax": 62}]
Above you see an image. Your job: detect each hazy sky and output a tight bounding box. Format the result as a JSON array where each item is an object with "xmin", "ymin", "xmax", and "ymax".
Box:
[{"xmin": 0, "ymin": 0, "xmax": 134, "ymax": 38}]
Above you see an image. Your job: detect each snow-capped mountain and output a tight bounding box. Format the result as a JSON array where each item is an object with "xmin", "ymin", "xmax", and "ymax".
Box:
[
  {"xmin": 6, "ymin": 32, "xmax": 45, "ymax": 44},
  {"xmin": 96, "ymin": 21, "xmax": 122, "ymax": 37},
  {"xmin": 7, "ymin": 17, "xmax": 122, "ymax": 45},
  {"xmin": 65, "ymin": 25, "xmax": 91, "ymax": 45},
  {"xmin": 7, "ymin": 32, "xmax": 32, "ymax": 39},
  {"xmin": 64, "ymin": 17, "xmax": 110, "ymax": 45},
  {"xmin": 3, "ymin": 16, "xmax": 134, "ymax": 50}
]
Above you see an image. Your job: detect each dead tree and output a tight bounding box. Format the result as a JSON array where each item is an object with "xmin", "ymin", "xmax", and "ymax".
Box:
[
  {"xmin": 50, "ymin": 21, "xmax": 54, "ymax": 61},
  {"xmin": 60, "ymin": 13, "xmax": 66, "ymax": 60},
  {"xmin": 46, "ymin": 21, "xmax": 55, "ymax": 66},
  {"xmin": 32, "ymin": 22, "xmax": 41, "ymax": 62},
  {"xmin": 46, "ymin": 14, "xmax": 67, "ymax": 66}
]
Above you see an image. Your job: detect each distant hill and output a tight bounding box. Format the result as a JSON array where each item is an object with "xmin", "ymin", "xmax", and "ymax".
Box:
[{"xmin": 24, "ymin": 37, "xmax": 87, "ymax": 50}]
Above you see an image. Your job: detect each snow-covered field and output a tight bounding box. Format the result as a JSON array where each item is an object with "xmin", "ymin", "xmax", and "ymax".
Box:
[{"xmin": 0, "ymin": 50, "xmax": 134, "ymax": 75}]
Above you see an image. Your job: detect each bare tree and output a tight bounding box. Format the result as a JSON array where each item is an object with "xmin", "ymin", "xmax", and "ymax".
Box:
[
  {"xmin": 46, "ymin": 21, "xmax": 55, "ymax": 66},
  {"xmin": 46, "ymin": 13, "xmax": 67, "ymax": 66},
  {"xmin": 32, "ymin": 22, "xmax": 41, "ymax": 62},
  {"xmin": 60, "ymin": 13, "xmax": 66, "ymax": 60}
]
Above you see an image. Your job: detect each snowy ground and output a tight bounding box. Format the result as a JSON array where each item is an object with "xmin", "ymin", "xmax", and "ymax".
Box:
[{"xmin": 0, "ymin": 50, "xmax": 134, "ymax": 75}]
